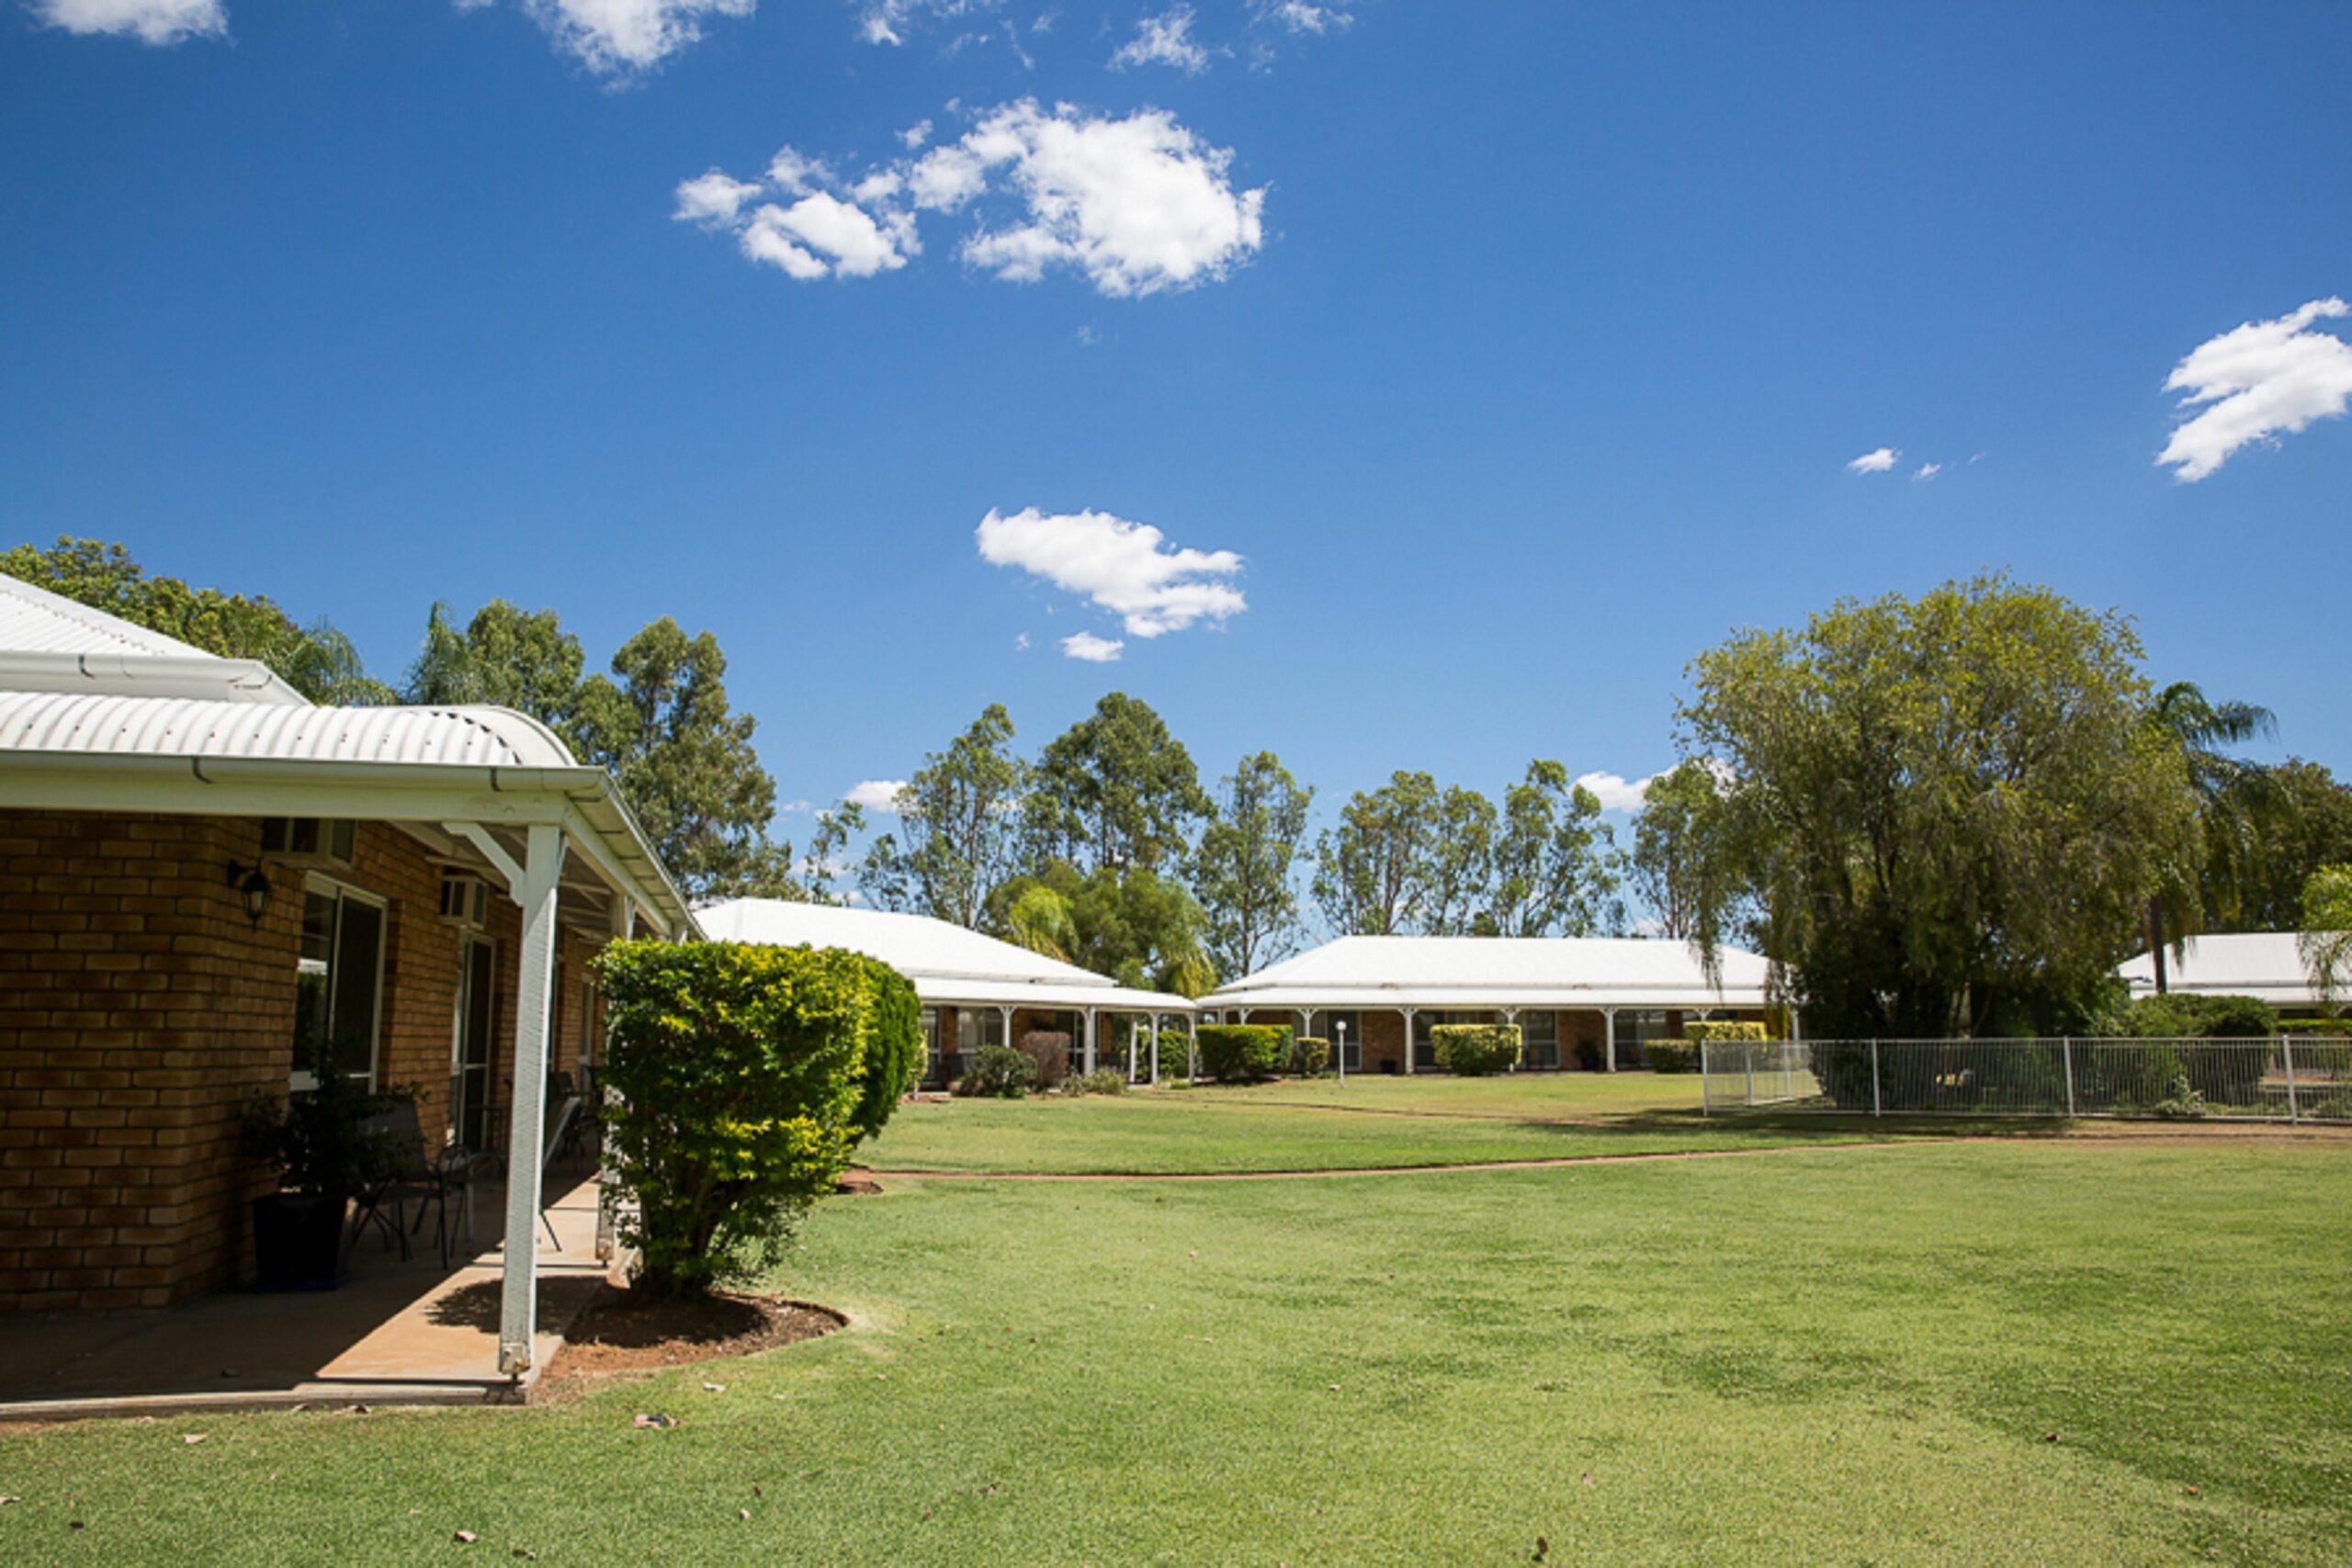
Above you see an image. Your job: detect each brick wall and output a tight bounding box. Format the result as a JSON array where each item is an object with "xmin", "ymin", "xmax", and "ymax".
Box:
[{"xmin": 0, "ymin": 810, "xmax": 616, "ymax": 1314}]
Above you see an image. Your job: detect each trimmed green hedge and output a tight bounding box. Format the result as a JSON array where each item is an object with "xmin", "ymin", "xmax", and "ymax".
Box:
[
  {"xmin": 1431, "ymin": 1023, "xmax": 1521, "ymax": 1076},
  {"xmin": 1645, "ymin": 1040, "xmax": 1699, "ymax": 1074},
  {"xmin": 1682, "ymin": 1021, "xmax": 1769, "ymax": 1043},
  {"xmin": 597, "ymin": 939, "xmax": 921, "ymax": 1297},
  {"xmin": 1294, "ymin": 1036, "xmax": 1330, "ymax": 1076},
  {"xmin": 1195, "ymin": 1023, "xmax": 1293, "ymax": 1082},
  {"xmin": 1154, "ymin": 1030, "xmax": 1193, "ymax": 1080},
  {"xmin": 2278, "ymin": 1017, "xmax": 2352, "ymax": 1036}
]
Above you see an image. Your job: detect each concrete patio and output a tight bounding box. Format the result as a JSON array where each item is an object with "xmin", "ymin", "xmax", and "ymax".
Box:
[{"xmin": 0, "ymin": 1176, "xmax": 615, "ymax": 1422}]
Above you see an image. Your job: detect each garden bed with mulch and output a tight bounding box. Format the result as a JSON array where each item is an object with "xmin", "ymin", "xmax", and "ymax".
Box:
[{"xmin": 536, "ymin": 1288, "xmax": 842, "ymax": 1398}]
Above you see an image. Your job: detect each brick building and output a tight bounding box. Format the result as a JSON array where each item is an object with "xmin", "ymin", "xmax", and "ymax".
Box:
[
  {"xmin": 696, "ymin": 899, "xmax": 1198, "ymax": 1087},
  {"xmin": 0, "ymin": 575, "xmax": 694, "ymax": 1374},
  {"xmin": 1203, "ymin": 934, "xmax": 1780, "ymax": 1072}
]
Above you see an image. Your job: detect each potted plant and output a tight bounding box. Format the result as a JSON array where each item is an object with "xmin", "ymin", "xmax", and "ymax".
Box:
[{"xmin": 238, "ymin": 1035, "xmax": 408, "ymax": 1291}]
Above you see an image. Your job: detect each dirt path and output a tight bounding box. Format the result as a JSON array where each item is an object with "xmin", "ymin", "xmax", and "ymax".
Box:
[{"xmin": 863, "ymin": 1121, "xmax": 2352, "ymax": 1183}]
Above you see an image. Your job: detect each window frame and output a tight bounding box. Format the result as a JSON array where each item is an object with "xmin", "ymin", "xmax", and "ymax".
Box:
[{"xmin": 292, "ymin": 873, "xmax": 390, "ymax": 1091}]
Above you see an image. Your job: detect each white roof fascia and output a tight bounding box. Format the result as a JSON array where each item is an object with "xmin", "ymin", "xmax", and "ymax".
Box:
[
  {"xmin": 910, "ymin": 977, "xmax": 1198, "ymax": 1012},
  {"xmin": 1202, "ymin": 986, "xmax": 1770, "ymax": 1012},
  {"xmin": 0, "ymin": 650, "xmax": 306, "ymax": 706}
]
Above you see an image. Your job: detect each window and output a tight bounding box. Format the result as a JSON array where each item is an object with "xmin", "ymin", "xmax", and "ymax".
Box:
[
  {"xmin": 957, "ymin": 1008, "xmax": 1005, "ymax": 1056},
  {"xmin": 1521, "ymin": 1010, "xmax": 1560, "ymax": 1069},
  {"xmin": 262, "ymin": 817, "xmax": 356, "ymax": 865},
  {"xmin": 294, "ymin": 877, "xmax": 387, "ymax": 1089},
  {"xmin": 920, "ymin": 1008, "xmax": 941, "ymax": 1085},
  {"xmin": 1609, "ymin": 1010, "xmax": 1675, "ymax": 1067}
]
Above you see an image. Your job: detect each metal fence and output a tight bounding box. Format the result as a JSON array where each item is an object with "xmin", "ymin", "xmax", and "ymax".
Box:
[{"xmin": 1700, "ymin": 1037, "xmax": 2352, "ymax": 1122}]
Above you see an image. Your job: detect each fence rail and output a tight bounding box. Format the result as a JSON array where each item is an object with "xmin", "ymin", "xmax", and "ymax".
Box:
[{"xmin": 1700, "ymin": 1037, "xmax": 2352, "ymax": 1122}]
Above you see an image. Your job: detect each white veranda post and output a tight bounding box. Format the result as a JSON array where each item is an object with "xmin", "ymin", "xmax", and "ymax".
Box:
[
  {"xmin": 1501, "ymin": 1008, "xmax": 1519, "ymax": 1071},
  {"xmin": 1401, "ymin": 1008, "xmax": 1417, "ymax": 1075},
  {"xmin": 1083, "ymin": 1009, "xmax": 1098, "ymax": 1076},
  {"xmin": 1148, "ymin": 1013, "xmax": 1160, "ymax": 1087},
  {"xmin": 1602, "ymin": 1007, "xmax": 1618, "ymax": 1073},
  {"xmin": 447, "ymin": 819, "xmax": 567, "ymax": 1378}
]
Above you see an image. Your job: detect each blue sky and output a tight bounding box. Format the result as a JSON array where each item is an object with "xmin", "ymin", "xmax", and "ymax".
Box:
[{"xmin": 5, "ymin": 0, "xmax": 2349, "ymax": 839}]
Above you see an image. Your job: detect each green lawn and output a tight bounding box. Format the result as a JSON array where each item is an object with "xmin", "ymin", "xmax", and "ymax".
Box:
[
  {"xmin": 857, "ymin": 1075, "xmax": 1883, "ymax": 1174},
  {"xmin": 6, "ymin": 1138, "xmax": 2349, "ymax": 1563}
]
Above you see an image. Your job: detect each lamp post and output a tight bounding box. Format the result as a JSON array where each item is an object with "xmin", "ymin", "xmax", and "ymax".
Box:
[{"xmin": 1334, "ymin": 1019, "xmax": 1348, "ymax": 1086}]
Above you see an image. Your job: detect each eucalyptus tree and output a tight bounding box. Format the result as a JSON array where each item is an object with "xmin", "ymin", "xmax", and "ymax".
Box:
[
  {"xmin": 858, "ymin": 704, "xmax": 1029, "ymax": 929},
  {"xmin": 1025, "ymin": 693, "xmax": 1210, "ymax": 875},
  {"xmin": 1673, "ymin": 575, "xmax": 2199, "ymax": 1039},
  {"xmin": 1312, "ymin": 771, "xmax": 1439, "ymax": 936},
  {"xmin": 2298, "ymin": 865, "xmax": 2352, "ymax": 1011},
  {"xmin": 1192, "ymin": 751, "xmax": 1315, "ymax": 980},
  {"xmin": 1489, "ymin": 761, "xmax": 1621, "ymax": 937},
  {"xmin": 1628, "ymin": 760, "xmax": 1724, "ymax": 941},
  {"xmin": 1417, "ymin": 785, "xmax": 1499, "ymax": 936}
]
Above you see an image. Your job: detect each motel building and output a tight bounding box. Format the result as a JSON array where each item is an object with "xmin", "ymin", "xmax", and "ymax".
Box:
[
  {"xmin": 2119, "ymin": 932, "xmax": 2340, "ymax": 1018},
  {"xmin": 697, "ymin": 898, "xmax": 1199, "ymax": 1087},
  {"xmin": 0, "ymin": 573, "xmax": 694, "ymax": 1393},
  {"xmin": 1200, "ymin": 934, "xmax": 1779, "ymax": 1072}
]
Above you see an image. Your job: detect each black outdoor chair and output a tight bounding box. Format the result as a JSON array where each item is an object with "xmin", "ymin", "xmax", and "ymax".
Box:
[{"xmin": 350, "ymin": 1103, "xmax": 479, "ymax": 1269}]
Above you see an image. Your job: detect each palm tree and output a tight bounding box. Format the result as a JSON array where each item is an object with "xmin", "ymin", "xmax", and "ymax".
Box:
[
  {"xmin": 1002, "ymin": 883, "xmax": 1079, "ymax": 964},
  {"xmin": 2145, "ymin": 682, "xmax": 2278, "ymax": 991}
]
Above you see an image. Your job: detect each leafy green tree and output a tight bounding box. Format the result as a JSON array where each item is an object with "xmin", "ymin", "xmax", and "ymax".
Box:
[
  {"xmin": 401, "ymin": 600, "xmax": 586, "ymax": 737},
  {"xmin": 1675, "ymin": 575, "xmax": 2199, "ymax": 1038},
  {"xmin": 858, "ymin": 704, "xmax": 1029, "ymax": 928},
  {"xmin": 800, "ymin": 800, "xmax": 865, "ymax": 908},
  {"xmin": 1489, "ymin": 761, "xmax": 1621, "ymax": 937},
  {"xmin": 1026, "ymin": 693, "xmax": 1210, "ymax": 875},
  {"xmin": 570, "ymin": 617, "xmax": 796, "ymax": 902},
  {"xmin": 1629, "ymin": 760, "xmax": 1731, "ymax": 941},
  {"xmin": 988, "ymin": 862, "xmax": 1215, "ymax": 996},
  {"xmin": 2226, "ymin": 760, "xmax": 2352, "ymax": 932},
  {"xmin": 2143, "ymin": 682, "xmax": 2278, "ymax": 987},
  {"xmin": 3, "ymin": 536, "xmax": 391, "ymax": 705},
  {"xmin": 1312, "ymin": 770, "xmax": 1439, "ymax": 935},
  {"xmin": 2300, "ymin": 865, "xmax": 2352, "ymax": 1013},
  {"xmin": 1416, "ymin": 785, "xmax": 1498, "ymax": 936},
  {"xmin": 1192, "ymin": 751, "xmax": 1315, "ymax": 980}
]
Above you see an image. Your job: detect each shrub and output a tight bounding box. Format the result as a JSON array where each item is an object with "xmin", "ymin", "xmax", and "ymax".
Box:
[
  {"xmin": 1155, "ymin": 1030, "xmax": 1193, "ymax": 1079},
  {"xmin": 1194, "ymin": 1023, "xmax": 1292, "ymax": 1082},
  {"xmin": 1683, "ymin": 1021, "xmax": 1769, "ymax": 1043},
  {"xmin": 956, "ymin": 1044, "xmax": 1035, "ymax": 1099},
  {"xmin": 1572, "ymin": 1038, "xmax": 1602, "ymax": 1072},
  {"xmin": 2278, "ymin": 1017, "xmax": 2352, "ymax": 1035},
  {"xmin": 1645, "ymin": 1040, "xmax": 1700, "ymax": 1074},
  {"xmin": 1069, "ymin": 1068, "xmax": 1128, "ymax": 1096},
  {"xmin": 1432, "ymin": 1023, "xmax": 1521, "ymax": 1077},
  {"xmin": 2152, "ymin": 1073, "xmax": 2208, "ymax": 1119},
  {"xmin": 1293, "ymin": 1036, "xmax": 1330, "ymax": 1077},
  {"xmin": 596, "ymin": 940, "xmax": 922, "ymax": 1298},
  {"xmin": 2192, "ymin": 995, "xmax": 2279, "ymax": 1040},
  {"xmin": 1019, "ymin": 1031, "xmax": 1073, "ymax": 1090}
]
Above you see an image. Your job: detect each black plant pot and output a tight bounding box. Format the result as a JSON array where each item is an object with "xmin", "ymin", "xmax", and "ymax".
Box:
[{"xmin": 251, "ymin": 1192, "xmax": 351, "ymax": 1292}]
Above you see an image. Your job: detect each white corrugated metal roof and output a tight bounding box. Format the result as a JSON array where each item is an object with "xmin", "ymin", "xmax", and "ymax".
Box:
[
  {"xmin": 0, "ymin": 572, "xmax": 220, "ymax": 659},
  {"xmin": 1207, "ymin": 934, "xmax": 1773, "ymax": 1010},
  {"xmin": 0, "ymin": 572, "xmax": 306, "ymax": 705},
  {"xmin": 0, "ymin": 692, "xmax": 577, "ymax": 768},
  {"xmin": 2119, "ymin": 933, "xmax": 2328, "ymax": 1006},
  {"xmin": 695, "ymin": 899, "xmax": 1198, "ymax": 1011}
]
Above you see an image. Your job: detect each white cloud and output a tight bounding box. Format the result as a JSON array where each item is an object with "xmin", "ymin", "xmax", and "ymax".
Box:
[
  {"xmin": 522, "ymin": 0, "xmax": 753, "ymax": 73},
  {"xmin": 673, "ymin": 170, "xmax": 763, "ymax": 227},
  {"xmin": 1253, "ymin": 0, "xmax": 1351, "ymax": 33},
  {"xmin": 953, "ymin": 100, "xmax": 1266, "ymax": 296},
  {"xmin": 33, "ymin": 0, "xmax": 223, "ymax": 44},
  {"xmin": 846, "ymin": 779, "xmax": 909, "ymax": 813},
  {"xmin": 1014, "ymin": 631, "xmax": 1033, "ymax": 650},
  {"xmin": 680, "ymin": 99, "xmax": 1266, "ymax": 299},
  {"xmin": 1061, "ymin": 632, "xmax": 1125, "ymax": 662},
  {"xmin": 854, "ymin": 0, "xmax": 995, "ymax": 45},
  {"xmin": 1914, "ymin": 461, "xmax": 1942, "ymax": 481},
  {"xmin": 1846, "ymin": 446, "xmax": 1899, "ymax": 475},
  {"xmin": 2158, "ymin": 298, "xmax": 2352, "ymax": 482},
  {"xmin": 1574, "ymin": 771, "xmax": 1655, "ymax": 814},
  {"xmin": 977, "ymin": 506, "xmax": 1247, "ymax": 637},
  {"xmin": 1113, "ymin": 6, "xmax": 1210, "ymax": 73},
  {"xmin": 898, "ymin": 119, "xmax": 935, "ymax": 151}
]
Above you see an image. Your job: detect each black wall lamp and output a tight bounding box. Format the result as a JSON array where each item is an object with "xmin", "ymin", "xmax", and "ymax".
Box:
[{"xmin": 226, "ymin": 862, "xmax": 273, "ymax": 927}]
